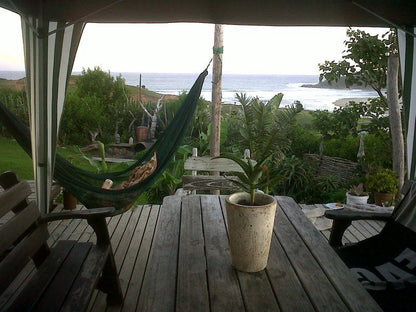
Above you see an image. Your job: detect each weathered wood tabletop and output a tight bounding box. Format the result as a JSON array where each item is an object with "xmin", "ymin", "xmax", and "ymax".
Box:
[{"xmin": 137, "ymin": 195, "xmax": 381, "ymax": 311}]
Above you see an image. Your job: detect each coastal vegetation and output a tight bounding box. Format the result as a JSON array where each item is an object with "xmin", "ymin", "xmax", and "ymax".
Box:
[
  {"xmin": 0, "ymin": 70, "xmax": 392, "ymax": 204},
  {"xmin": 0, "ymin": 29, "xmax": 398, "ymax": 205}
]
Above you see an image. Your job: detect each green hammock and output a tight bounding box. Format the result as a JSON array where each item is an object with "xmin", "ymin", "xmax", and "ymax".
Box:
[{"xmin": 0, "ymin": 69, "xmax": 207, "ymax": 211}]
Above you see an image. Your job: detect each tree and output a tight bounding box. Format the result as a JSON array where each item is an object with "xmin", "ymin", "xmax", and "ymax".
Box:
[
  {"xmin": 60, "ymin": 67, "xmax": 128, "ymax": 145},
  {"xmin": 319, "ymin": 28, "xmax": 404, "ymax": 189}
]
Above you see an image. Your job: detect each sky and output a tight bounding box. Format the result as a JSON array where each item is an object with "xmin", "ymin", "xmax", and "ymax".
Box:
[{"xmin": 0, "ymin": 7, "xmax": 389, "ymax": 75}]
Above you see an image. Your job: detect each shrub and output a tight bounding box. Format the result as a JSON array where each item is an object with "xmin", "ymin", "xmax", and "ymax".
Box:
[
  {"xmin": 363, "ymin": 134, "xmax": 392, "ymax": 168},
  {"xmin": 366, "ymin": 168, "xmax": 398, "ymax": 194},
  {"xmin": 288, "ymin": 126, "xmax": 320, "ymax": 157},
  {"xmin": 0, "ymin": 88, "xmax": 28, "ymax": 137},
  {"xmin": 321, "ymin": 136, "xmax": 360, "ymax": 161},
  {"xmin": 273, "ymin": 155, "xmax": 314, "ymax": 196}
]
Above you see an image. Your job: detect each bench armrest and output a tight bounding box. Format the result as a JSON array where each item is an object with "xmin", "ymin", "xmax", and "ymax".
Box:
[
  {"xmin": 324, "ymin": 209, "xmax": 392, "ymax": 248},
  {"xmin": 39, "ymin": 207, "xmax": 116, "ymax": 223},
  {"xmin": 324, "ymin": 209, "xmax": 392, "ymax": 221},
  {"xmin": 40, "ymin": 207, "xmax": 115, "ymax": 247}
]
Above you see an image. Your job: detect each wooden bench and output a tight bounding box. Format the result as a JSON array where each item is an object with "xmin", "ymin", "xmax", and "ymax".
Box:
[
  {"xmin": 182, "ymin": 148, "xmax": 250, "ymax": 193},
  {"xmin": 0, "ymin": 171, "xmax": 123, "ymax": 311}
]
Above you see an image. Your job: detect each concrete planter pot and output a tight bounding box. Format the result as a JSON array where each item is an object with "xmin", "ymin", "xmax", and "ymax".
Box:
[
  {"xmin": 346, "ymin": 192, "xmax": 369, "ymax": 205},
  {"xmin": 225, "ymin": 192, "xmax": 277, "ymax": 272}
]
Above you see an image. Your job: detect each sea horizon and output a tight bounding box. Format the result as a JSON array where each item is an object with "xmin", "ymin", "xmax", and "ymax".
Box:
[{"xmin": 0, "ymin": 70, "xmax": 380, "ymax": 111}]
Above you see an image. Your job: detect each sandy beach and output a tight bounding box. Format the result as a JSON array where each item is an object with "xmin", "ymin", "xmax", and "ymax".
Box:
[{"xmin": 333, "ymin": 97, "xmax": 374, "ymax": 107}]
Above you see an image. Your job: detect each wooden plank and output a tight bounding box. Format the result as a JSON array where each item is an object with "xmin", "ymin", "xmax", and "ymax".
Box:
[
  {"xmin": 218, "ymin": 195, "xmax": 280, "ymax": 311},
  {"xmin": 267, "ymin": 230, "xmax": 315, "ymax": 311},
  {"xmin": 136, "ymin": 196, "xmax": 181, "ymax": 311},
  {"xmin": 121, "ymin": 205, "xmax": 160, "ymax": 312},
  {"xmin": 274, "ymin": 205, "xmax": 349, "ymax": 311},
  {"xmin": 368, "ymin": 220, "xmax": 386, "ymax": 232},
  {"xmin": 177, "ymin": 195, "xmax": 209, "ymax": 312},
  {"xmin": 0, "ymin": 181, "xmax": 32, "ymax": 217},
  {"xmin": 33, "ymin": 243, "xmax": 93, "ymax": 312},
  {"xmin": 200, "ymin": 195, "xmax": 245, "ymax": 312},
  {"xmin": 347, "ymin": 223, "xmax": 367, "ymax": 241},
  {"xmin": 91, "ymin": 208, "xmax": 142, "ymax": 310},
  {"xmin": 49, "ymin": 216, "xmax": 77, "ymax": 245},
  {"xmin": 60, "ymin": 246, "xmax": 109, "ymax": 312},
  {"xmin": 355, "ymin": 220, "xmax": 378, "ymax": 237},
  {"xmin": 50, "ymin": 218, "xmax": 83, "ymax": 244},
  {"xmin": 110, "ymin": 210, "xmax": 133, "ymax": 249},
  {"xmin": 112, "ymin": 209, "xmax": 137, "ymax": 271},
  {"xmin": 86, "ymin": 212, "xmax": 126, "ymax": 310},
  {"xmin": 277, "ymin": 196, "xmax": 382, "ymax": 312},
  {"xmin": 0, "ymin": 209, "xmax": 66, "ymax": 310},
  {"xmin": 0, "ymin": 224, "xmax": 49, "ymax": 294},
  {"xmin": 237, "ymin": 270, "xmax": 281, "ymax": 311},
  {"xmin": 67, "ymin": 220, "xmax": 90, "ymax": 241},
  {"xmin": 0, "ymin": 261, "xmax": 35, "ymax": 310},
  {"xmin": 184, "ymin": 157, "xmax": 244, "ymax": 172},
  {"xmin": 4, "ymin": 240, "xmax": 75, "ymax": 312},
  {"xmin": 183, "ymin": 175, "xmax": 240, "ymax": 191},
  {"xmin": 0, "ymin": 201, "xmax": 39, "ymax": 255},
  {"xmin": 343, "ymin": 228, "xmax": 360, "ymax": 244}
]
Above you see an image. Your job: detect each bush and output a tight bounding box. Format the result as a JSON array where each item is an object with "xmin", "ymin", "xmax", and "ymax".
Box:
[
  {"xmin": 0, "ymin": 88, "xmax": 28, "ymax": 137},
  {"xmin": 363, "ymin": 134, "xmax": 392, "ymax": 168},
  {"xmin": 366, "ymin": 168, "xmax": 398, "ymax": 194},
  {"xmin": 59, "ymin": 67, "xmax": 130, "ymax": 145},
  {"xmin": 273, "ymin": 156, "xmax": 314, "ymax": 196},
  {"xmin": 288, "ymin": 126, "xmax": 320, "ymax": 157},
  {"xmin": 321, "ymin": 136, "xmax": 360, "ymax": 161},
  {"xmin": 301, "ymin": 175, "xmax": 344, "ymax": 204}
]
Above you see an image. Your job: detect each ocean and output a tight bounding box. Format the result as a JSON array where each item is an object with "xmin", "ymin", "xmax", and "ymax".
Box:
[{"xmin": 0, "ymin": 71, "xmax": 380, "ymax": 111}]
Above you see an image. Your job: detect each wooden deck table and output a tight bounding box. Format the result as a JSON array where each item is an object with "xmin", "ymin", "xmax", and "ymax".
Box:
[{"xmin": 137, "ymin": 195, "xmax": 381, "ymax": 312}]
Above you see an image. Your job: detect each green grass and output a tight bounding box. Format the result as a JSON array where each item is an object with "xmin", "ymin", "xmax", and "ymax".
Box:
[
  {"xmin": 0, "ymin": 136, "xmax": 33, "ymax": 179},
  {"xmin": 0, "ymin": 137, "xmax": 136, "ymax": 181}
]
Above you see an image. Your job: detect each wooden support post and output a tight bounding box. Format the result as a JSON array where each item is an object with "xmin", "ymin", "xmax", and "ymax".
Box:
[
  {"xmin": 192, "ymin": 148, "xmax": 197, "ymax": 195},
  {"xmin": 210, "ymin": 24, "xmax": 224, "ymax": 195},
  {"xmin": 210, "ymin": 24, "xmax": 223, "ymax": 158}
]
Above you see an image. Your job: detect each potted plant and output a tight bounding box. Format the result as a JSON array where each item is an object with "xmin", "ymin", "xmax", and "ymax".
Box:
[
  {"xmin": 217, "ymin": 94, "xmax": 299, "ymax": 272},
  {"xmin": 346, "ymin": 183, "xmax": 369, "ymax": 205},
  {"xmin": 366, "ymin": 168, "xmax": 399, "ymax": 206},
  {"xmin": 218, "ymin": 153, "xmax": 277, "ymax": 273}
]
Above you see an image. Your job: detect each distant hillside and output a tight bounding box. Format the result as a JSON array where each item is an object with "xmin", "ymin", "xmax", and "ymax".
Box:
[
  {"xmin": 0, "ymin": 75, "xmax": 179, "ymax": 103},
  {"xmin": 0, "ymin": 77, "xmax": 26, "ymax": 90},
  {"xmin": 302, "ymin": 76, "xmax": 373, "ymax": 90}
]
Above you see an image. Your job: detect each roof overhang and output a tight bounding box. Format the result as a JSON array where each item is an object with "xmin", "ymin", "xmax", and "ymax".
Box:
[{"xmin": 1, "ymin": 0, "xmax": 415, "ymax": 28}]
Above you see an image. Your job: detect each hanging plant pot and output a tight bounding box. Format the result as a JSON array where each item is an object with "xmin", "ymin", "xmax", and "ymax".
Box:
[
  {"xmin": 374, "ymin": 192, "xmax": 395, "ymax": 206},
  {"xmin": 225, "ymin": 192, "xmax": 277, "ymax": 273}
]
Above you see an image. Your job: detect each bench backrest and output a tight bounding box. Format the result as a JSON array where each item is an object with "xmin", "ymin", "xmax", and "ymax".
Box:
[
  {"xmin": 182, "ymin": 148, "xmax": 250, "ymax": 193},
  {"xmin": 0, "ymin": 172, "xmax": 49, "ymax": 295}
]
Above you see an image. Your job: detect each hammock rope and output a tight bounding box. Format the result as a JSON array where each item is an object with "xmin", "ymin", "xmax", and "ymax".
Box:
[{"xmin": 0, "ymin": 69, "xmax": 208, "ymax": 211}]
